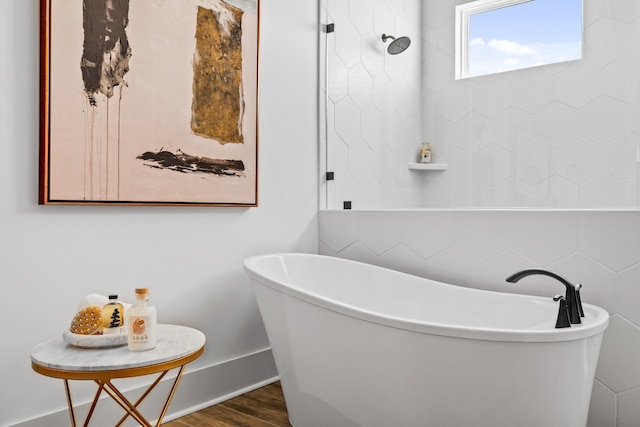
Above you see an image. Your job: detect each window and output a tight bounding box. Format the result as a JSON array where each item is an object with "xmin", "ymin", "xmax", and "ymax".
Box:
[{"xmin": 455, "ymin": 0, "xmax": 583, "ymax": 79}]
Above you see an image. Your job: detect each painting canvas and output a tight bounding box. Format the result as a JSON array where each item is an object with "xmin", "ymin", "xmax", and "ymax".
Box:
[{"xmin": 39, "ymin": 0, "xmax": 259, "ymax": 206}]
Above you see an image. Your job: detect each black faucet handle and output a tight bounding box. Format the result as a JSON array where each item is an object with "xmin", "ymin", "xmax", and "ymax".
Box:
[
  {"xmin": 506, "ymin": 268, "xmax": 581, "ymax": 324},
  {"xmin": 576, "ymin": 284, "xmax": 584, "ymax": 317},
  {"xmin": 553, "ymin": 295, "xmax": 571, "ymax": 328}
]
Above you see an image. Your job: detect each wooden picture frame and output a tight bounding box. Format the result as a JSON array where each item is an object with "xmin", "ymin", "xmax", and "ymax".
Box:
[{"xmin": 39, "ymin": 0, "xmax": 259, "ymax": 206}]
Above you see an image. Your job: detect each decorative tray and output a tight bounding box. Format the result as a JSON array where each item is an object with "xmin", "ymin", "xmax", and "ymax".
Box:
[{"xmin": 62, "ymin": 329, "xmax": 127, "ymax": 349}]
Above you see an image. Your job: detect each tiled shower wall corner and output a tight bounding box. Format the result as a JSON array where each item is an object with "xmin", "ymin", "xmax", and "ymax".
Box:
[
  {"xmin": 322, "ymin": 0, "xmax": 640, "ymax": 209},
  {"xmin": 422, "ymin": 0, "xmax": 640, "ymax": 208},
  {"xmin": 319, "ymin": 209, "xmax": 640, "ymax": 427}
]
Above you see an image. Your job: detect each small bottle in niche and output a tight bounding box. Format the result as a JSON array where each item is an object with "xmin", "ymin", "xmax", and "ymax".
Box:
[
  {"xmin": 102, "ymin": 294, "xmax": 125, "ymax": 335},
  {"xmin": 127, "ymin": 288, "xmax": 157, "ymax": 351},
  {"xmin": 419, "ymin": 143, "xmax": 432, "ymax": 163}
]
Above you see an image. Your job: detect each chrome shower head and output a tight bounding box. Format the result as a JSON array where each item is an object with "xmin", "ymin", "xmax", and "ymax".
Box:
[{"xmin": 382, "ymin": 33, "xmax": 411, "ymax": 55}]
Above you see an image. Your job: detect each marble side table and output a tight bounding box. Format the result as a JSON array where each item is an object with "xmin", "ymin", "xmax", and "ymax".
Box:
[{"xmin": 31, "ymin": 324, "xmax": 205, "ymax": 427}]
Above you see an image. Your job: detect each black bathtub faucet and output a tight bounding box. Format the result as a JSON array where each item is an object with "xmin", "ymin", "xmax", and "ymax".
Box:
[
  {"xmin": 506, "ymin": 268, "xmax": 584, "ymax": 325},
  {"xmin": 553, "ymin": 295, "xmax": 571, "ymax": 328}
]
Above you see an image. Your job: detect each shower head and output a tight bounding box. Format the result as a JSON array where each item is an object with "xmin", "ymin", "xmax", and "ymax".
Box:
[{"xmin": 382, "ymin": 34, "xmax": 411, "ymax": 55}]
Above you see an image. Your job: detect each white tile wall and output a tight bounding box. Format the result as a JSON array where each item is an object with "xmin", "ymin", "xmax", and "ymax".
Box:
[
  {"xmin": 321, "ymin": 0, "xmax": 640, "ymax": 209},
  {"xmin": 321, "ymin": 0, "xmax": 424, "ymax": 209},
  {"xmin": 319, "ymin": 209, "xmax": 640, "ymax": 427},
  {"xmin": 319, "ymin": 1, "xmax": 640, "ymax": 425}
]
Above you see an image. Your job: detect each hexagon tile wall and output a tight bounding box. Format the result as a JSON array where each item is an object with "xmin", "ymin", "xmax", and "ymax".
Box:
[
  {"xmin": 320, "ymin": 209, "xmax": 640, "ymax": 427},
  {"xmin": 322, "ymin": 0, "xmax": 640, "ymax": 209},
  {"xmin": 320, "ymin": 3, "xmax": 640, "ymax": 425},
  {"xmin": 321, "ymin": 0, "xmax": 424, "ymax": 209}
]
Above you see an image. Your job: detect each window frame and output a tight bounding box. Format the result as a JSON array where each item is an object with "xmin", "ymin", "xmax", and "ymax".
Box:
[{"xmin": 455, "ymin": 0, "xmax": 535, "ymax": 80}]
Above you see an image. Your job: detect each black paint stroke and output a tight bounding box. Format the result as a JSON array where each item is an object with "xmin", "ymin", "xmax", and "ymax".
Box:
[
  {"xmin": 81, "ymin": 0, "xmax": 131, "ymax": 106},
  {"xmin": 137, "ymin": 149, "xmax": 245, "ymax": 177}
]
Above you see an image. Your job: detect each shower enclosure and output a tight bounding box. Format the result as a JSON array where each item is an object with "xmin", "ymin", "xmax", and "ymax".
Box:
[
  {"xmin": 319, "ymin": 0, "xmax": 426, "ymax": 210},
  {"xmin": 320, "ymin": 0, "xmax": 640, "ymax": 210}
]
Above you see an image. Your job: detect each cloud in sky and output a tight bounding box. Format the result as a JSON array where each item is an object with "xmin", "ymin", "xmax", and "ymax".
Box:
[
  {"xmin": 487, "ymin": 39, "xmax": 537, "ymax": 56},
  {"xmin": 471, "ymin": 38, "xmax": 537, "ymax": 56},
  {"xmin": 468, "ymin": 37, "xmax": 580, "ymax": 78}
]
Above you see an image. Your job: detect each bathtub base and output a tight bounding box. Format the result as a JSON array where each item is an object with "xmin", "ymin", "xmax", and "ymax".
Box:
[
  {"xmin": 256, "ymin": 285, "xmax": 602, "ymax": 427},
  {"xmin": 244, "ymin": 254, "xmax": 608, "ymax": 427}
]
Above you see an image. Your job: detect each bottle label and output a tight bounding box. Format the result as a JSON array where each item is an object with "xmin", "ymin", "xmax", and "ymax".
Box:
[
  {"xmin": 108, "ymin": 307, "xmax": 123, "ymax": 328},
  {"xmin": 130, "ymin": 315, "xmax": 153, "ymax": 345}
]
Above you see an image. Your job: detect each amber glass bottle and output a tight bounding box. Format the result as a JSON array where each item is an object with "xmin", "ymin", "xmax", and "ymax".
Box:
[{"xmin": 102, "ymin": 295, "xmax": 124, "ymax": 334}]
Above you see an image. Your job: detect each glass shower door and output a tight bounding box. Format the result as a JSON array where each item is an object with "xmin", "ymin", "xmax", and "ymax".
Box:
[{"xmin": 319, "ymin": 0, "xmax": 425, "ymax": 210}]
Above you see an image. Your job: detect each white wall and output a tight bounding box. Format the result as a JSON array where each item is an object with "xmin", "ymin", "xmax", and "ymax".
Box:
[
  {"xmin": 0, "ymin": 0, "xmax": 318, "ymax": 425},
  {"xmin": 320, "ymin": 209, "xmax": 640, "ymax": 427}
]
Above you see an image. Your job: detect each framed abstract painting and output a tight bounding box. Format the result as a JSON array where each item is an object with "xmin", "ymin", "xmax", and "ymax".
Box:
[{"xmin": 39, "ymin": 0, "xmax": 259, "ymax": 206}]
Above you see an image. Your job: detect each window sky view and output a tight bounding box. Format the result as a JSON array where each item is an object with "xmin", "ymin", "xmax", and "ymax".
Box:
[{"xmin": 468, "ymin": 0, "xmax": 583, "ymax": 77}]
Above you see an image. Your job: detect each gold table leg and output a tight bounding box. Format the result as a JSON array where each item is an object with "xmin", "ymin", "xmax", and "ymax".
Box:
[
  {"xmin": 113, "ymin": 371, "xmax": 168, "ymax": 427},
  {"xmin": 62, "ymin": 365, "xmax": 187, "ymax": 426},
  {"xmin": 84, "ymin": 383, "xmax": 106, "ymax": 427},
  {"xmin": 101, "ymin": 381, "xmax": 152, "ymax": 426},
  {"xmin": 156, "ymin": 365, "xmax": 186, "ymax": 426},
  {"xmin": 63, "ymin": 380, "xmax": 76, "ymax": 427}
]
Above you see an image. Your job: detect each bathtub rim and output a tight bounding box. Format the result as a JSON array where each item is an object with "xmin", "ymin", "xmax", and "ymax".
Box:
[{"xmin": 244, "ymin": 253, "xmax": 610, "ymax": 343}]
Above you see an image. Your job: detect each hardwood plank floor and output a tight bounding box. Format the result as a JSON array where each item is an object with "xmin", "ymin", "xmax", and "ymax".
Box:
[{"xmin": 163, "ymin": 382, "xmax": 291, "ymax": 427}]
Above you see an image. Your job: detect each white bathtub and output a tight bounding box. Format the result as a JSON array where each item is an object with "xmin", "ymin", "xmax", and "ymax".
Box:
[{"xmin": 244, "ymin": 253, "xmax": 609, "ymax": 427}]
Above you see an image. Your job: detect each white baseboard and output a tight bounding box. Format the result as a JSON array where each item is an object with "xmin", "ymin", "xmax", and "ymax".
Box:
[{"xmin": 10, "ymin": 348, "xmax": 278, "ymax": 427}]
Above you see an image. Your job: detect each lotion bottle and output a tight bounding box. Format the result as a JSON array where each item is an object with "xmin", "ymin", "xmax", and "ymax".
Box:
[
  {"xmin": 419, "ymin": 143, "xmax": 432, "ymax": 163},
  {"xmin": 127, "ymin": 288, "xmax": 157, "ymax": 351}
]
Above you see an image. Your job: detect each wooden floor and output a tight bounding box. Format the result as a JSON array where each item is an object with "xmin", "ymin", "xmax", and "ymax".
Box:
[{"xmin": 163, "ymin": 382, "xmax": 291, "ymax": 427}]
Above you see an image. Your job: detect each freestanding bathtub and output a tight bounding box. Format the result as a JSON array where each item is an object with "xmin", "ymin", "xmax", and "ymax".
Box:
[{"xmin": 244, "ymin": 253, "xmax": 609, "ymax": 427}]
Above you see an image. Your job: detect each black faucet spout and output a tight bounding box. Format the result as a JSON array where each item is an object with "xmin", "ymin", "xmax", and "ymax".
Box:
[{"xmin": 506, "ymin": 268, "xmax": 582, "ymax": 324}]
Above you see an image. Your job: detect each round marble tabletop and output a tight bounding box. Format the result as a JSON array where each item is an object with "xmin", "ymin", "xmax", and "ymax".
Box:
[{"xmin": 31, "ymin": 324, "xmax": 205, "ymax": 375}]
